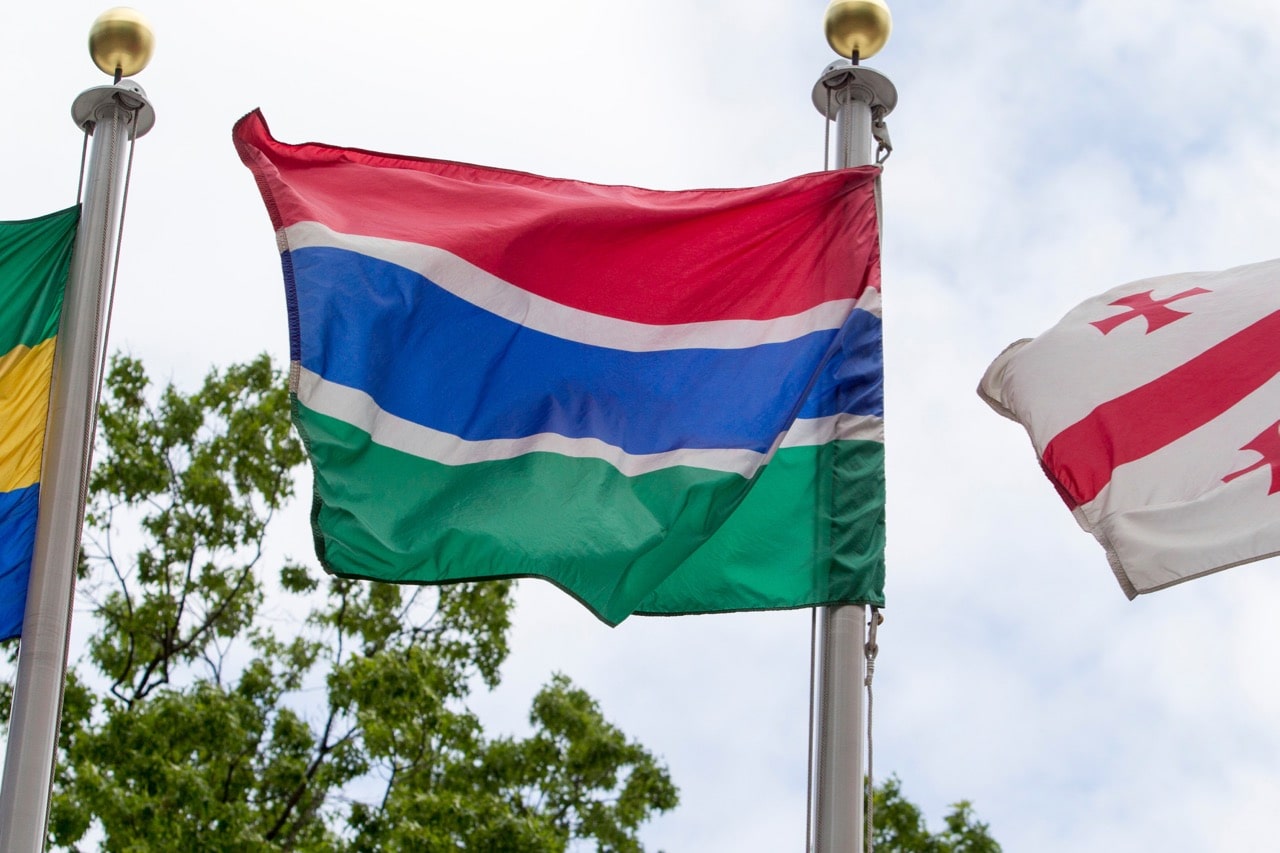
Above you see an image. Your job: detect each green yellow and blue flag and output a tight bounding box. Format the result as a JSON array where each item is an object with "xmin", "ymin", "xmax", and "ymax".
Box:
[{"xmin": 0, "ymin": 206, "xmax": 78, "ymax": 641}]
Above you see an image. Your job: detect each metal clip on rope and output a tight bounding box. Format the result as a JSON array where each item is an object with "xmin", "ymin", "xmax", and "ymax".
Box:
[
  {"xmin": 865, "ymin": 607, "xmax": 883, "ymax": 672},
  {"xmin": 871, "ymin": 107, "xmax": 892, "ymax": 164}
]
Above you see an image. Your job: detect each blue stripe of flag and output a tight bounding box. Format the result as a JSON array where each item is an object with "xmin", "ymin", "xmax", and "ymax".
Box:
[
  {"xmin": 0, "ymin": 483, "xmax": 38, "ymax": 641},
  {"xmin": 290, "ymin": 247, "xmax": 883, "ymax": 455}
]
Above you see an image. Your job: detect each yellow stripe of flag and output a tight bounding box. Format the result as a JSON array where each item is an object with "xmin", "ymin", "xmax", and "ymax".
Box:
[{"xmin": 0, "ymin": 336, "xmax": 57, "ymax": 492}]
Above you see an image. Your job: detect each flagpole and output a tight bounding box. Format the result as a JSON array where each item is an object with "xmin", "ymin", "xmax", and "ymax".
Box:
[
  {"xmin": 0, "ymin": 12, "xmax": 155, "ymax": 851},
  {"xmin": 809, "ymin": 3, "xmax": 894, "ymax": 851}
]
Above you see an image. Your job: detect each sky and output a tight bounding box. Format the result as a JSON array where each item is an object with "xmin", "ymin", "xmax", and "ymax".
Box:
[{"xmin": 5, "ymin": 1, "xmax": 1280, "ymax": 850}]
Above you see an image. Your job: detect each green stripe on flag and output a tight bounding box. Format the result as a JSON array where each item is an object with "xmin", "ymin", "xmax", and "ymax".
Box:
[
  {"xmin": 635, "ymin": 437, "xmax": 884, "ymax": 615},
  {"xmin": 295, "ymin": 397, "xmax": 885, "ymax": 625},
  {"xmin": 0, "ymin": 206, "xmax": 79, "ymax": 353}
]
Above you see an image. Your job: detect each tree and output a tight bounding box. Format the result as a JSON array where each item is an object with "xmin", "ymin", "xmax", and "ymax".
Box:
[
  {"xmin": 0, "ymin": 354, "xmax": 677, "ymax": 852},
  {"xmin": 870, "ymin": 775, "xmax": 1001, "ymax": 853}
]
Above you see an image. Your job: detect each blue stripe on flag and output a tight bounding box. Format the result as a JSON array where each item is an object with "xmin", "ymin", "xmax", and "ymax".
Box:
[
  {"xmin": 289, "ymin": 246, "xmax": 883, "ymax": 454},
  {"xmin": 0, "ymin": 483, "xmax": 38, "ymax": 641}
]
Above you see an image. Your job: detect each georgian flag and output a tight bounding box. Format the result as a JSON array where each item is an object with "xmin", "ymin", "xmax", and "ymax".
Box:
[{"xmin": 980, "ymin": 258, "xmax": 1280, "ymax": 596}]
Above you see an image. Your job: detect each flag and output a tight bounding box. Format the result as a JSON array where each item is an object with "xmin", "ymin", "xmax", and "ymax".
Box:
[
  {"xmin": 0, "ymin": 206, "xmax": 79, "ymax": 640},
  {"xmin": 234, "ymin": 110, "xmax": 884, "ymax": 625},
  {"xmin": 980, "ymin": 257, "xmax": 1280, "ymax": 597}
]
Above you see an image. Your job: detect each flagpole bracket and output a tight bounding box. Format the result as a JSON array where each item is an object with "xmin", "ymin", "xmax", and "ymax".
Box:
[
  {"xmin": 812, "ymin": 60, "xmax": 896, "ymax": 120},
  {"xmin": 71, "ymin": 81, "xmax": 155, "ymax": 139}
]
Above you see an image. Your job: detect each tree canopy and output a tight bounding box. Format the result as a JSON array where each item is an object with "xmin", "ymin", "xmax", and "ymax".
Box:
[
  {"xmin": 0, "ymin": 353, "xmax": 1003, "ymax": 852},
  {"xmin": 871, "ymin": 775, "xmax": 1002, "ymax": 853},
  {"xmin": 1, "ymin": 354, "xmax": 677, "ymax": 852}
]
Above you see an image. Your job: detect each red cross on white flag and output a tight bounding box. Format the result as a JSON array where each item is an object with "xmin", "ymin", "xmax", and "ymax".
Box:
[
  {"xmin": 979, "ymin": 258, "xmax": 1280, "ymax": 597},
  {"xmin": 1089, "ymin": 287, "xmax": 1210, "ymax": 335}
]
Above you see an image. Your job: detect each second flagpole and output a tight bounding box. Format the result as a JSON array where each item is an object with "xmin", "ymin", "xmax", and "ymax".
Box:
[{"xmin": 809, "ymin": 2, "xmax": 895, "ymax": 851}]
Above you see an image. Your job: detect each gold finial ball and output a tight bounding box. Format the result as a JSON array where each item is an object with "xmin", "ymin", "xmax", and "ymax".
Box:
[
  {"xmin": 89, "ymin": 7, "xmax": 155, "ymax": 78},
  {"xmin": 824, "ymin": 0, "xmax": 891, "ymax": 60}
]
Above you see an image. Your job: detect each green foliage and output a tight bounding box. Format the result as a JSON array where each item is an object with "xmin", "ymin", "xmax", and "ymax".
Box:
[
  {"xmin": 871, "ymin": 776, "xmax": 1001, "ymax": 853},
  {"xmin": 4, "ymin": 355, "xmax": 676, "ymax": 852}
]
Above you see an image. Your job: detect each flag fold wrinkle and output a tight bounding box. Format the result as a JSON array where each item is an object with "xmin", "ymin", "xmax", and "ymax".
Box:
[
  {"xmin": 234, "ymin": 110, "xmax": 884, "ymax": 625},
  {"xmin": 980, "ymin": 257, "xmax": 1280, "ymax": 597},
  {"xmin": 0, "ymin": 206, "xmax": 79, "ymax": 640}
]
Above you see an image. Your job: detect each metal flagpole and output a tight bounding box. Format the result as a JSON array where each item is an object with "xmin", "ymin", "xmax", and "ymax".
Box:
[
  {"xmin": 808, "ymin": 2, "xmax": 895, "ymax": 851},
  {"xmin": 0, "ymin": 11, "xmax": 155, "ymax": 852}
]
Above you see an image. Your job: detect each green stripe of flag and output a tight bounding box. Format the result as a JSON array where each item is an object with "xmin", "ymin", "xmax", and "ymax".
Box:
[
  {"xmin": 635, "ymin": 437, "xmax": 884, "ymax": 615},
  {"xmin": 295, "ymin": 397, "xmax": 884, "ymax": 626},
  {"xmin": 0, "ymin": 206, "xmax": 79, "ymax": 353}
]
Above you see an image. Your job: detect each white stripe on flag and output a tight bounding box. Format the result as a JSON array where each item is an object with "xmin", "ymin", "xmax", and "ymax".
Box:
[
  {"xmin": 280, "ymin": 221, "xmax": 880, "ymax": 353},
  {"xmin": 294, "ymin": 366, "xmax": 882, "ymax": 478}
]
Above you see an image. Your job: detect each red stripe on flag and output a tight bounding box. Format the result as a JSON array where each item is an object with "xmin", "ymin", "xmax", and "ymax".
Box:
[
  {"xmin": 233, "ymin": 110, "xmax": 880, "ymax": 325},
  {"xmin": 1043, "ymin": 308, "xmax": 1280, "ymax": 509}
]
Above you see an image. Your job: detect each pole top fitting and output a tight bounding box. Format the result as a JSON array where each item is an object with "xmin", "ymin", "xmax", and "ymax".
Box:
[
  {"xmin": 824, "ymin": 0, "xmax": 891, "ymax": 62},
  {"xmin": 811, "ymin": 60, "xmax": 896, "ymax": 120},
  {"xmin": 71, "ymin": 81, "xmax": 156, "ymax": 139},
  {"xmin": 89, "ymin": 8, "xmax": 155, "ymax": 81}
]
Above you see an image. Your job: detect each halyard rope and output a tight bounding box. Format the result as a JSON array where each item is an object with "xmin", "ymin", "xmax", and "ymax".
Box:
[
  {"xmin": 864, "ymin": 608, "xmax": 882, "ymax": 853},
  {"xmin": 824, "ymin": 86, "xmax": 833, "ymax": 171},
  {"xmin": 75, "ymin": 128, "xmax": 89, "ymax": 207},
  {"xmin": 96, "ymin": 91, "xmax": 142, "ymax": 407},
  {"xmin": 805, "ymin": 607, "xmax": 818, "ymax": 852}
]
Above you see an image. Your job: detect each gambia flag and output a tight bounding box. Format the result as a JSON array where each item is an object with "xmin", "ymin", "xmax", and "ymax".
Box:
[
  {"xmin": 234, "ymin": 110, "xmax": 884, "ymax": 625},
  {"xmin": 0, "ymin": 206, "xmax": 79, "ymax": 640}
]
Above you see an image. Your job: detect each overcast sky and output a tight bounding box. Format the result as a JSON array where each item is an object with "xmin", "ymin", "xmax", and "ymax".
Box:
[{"xmin": 5, "ymin": 1, "xmax": 1280, "ymax": 850}]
